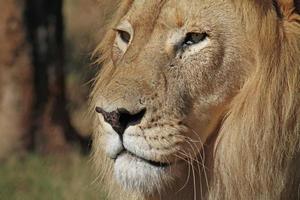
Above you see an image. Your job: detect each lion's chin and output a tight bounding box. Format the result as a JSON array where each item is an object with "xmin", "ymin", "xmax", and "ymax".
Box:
[{"xmin": 114, "ymin": 152, "xmax": 180, "ymax": 194}]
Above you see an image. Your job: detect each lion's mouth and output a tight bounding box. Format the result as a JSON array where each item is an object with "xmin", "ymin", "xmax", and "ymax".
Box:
[{"xmin": 115, "ymin": 150, "xmax": 171, "ymax": 168}]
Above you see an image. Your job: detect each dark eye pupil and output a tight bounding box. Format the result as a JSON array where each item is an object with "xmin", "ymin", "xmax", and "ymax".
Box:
[
  {"xmin": 183, "ymin": 32, "xmax": 207, "ymax": 46},
  {"xmin": 118, "ymin": 30, "xmax": 130, "ymax": 43}
]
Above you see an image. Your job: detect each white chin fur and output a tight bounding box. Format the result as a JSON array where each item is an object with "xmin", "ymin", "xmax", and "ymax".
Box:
[{"xmin": 114, "ymin": 153, "xmax": 173, "ymax": 194}]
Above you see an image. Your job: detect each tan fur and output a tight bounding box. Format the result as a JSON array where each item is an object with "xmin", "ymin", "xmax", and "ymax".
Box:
[{"xmin": 91, "ymin": 0, "xmax": 300, "ymax": 199}]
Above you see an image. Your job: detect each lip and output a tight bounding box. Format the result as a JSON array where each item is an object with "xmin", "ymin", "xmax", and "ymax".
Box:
[{"xmin": 115, "ymin": 150, "xmax": 172, "ymax": 168}]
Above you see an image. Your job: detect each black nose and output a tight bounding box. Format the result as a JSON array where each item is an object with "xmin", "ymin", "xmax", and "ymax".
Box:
[{"xmin": 95, "ymin": 107, "xmax": 146, "ymax": 136}]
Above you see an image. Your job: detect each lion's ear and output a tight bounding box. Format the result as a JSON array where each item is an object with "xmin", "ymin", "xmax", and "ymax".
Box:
[{"xmin": 275, "ymin": 0, "xmax": 300, "ymax": 16}]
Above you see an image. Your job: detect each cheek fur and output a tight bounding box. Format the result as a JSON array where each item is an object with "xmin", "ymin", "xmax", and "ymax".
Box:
[{"xmin": 112, "ymin": 45, "xmax": 123, "ymax": 64}]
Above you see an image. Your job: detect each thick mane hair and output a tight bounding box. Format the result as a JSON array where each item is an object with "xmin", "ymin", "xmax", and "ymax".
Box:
[
  {"xmin": 91, "ymin": 0, "xmax": 300, "ymax": 199},
  {"xmin": 210, "ymin": 0, "xmax": 300, "ymax": 199}
]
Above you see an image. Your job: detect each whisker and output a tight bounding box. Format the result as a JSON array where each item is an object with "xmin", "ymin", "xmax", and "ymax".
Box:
[
  {"xmin": 190, "ymin": 153, "xmax": 197, "ymax": 200},
  {"xmin": 188, "ymin": 127, "xmax": 210, "ymax": 193},
  {"xmin": 174, "ymin": 153, "xmax": 192, "ymax": 193}
]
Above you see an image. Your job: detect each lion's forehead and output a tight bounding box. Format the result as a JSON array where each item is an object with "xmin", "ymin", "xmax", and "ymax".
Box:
[
  {"xmin": 125, "ymin": 0, "xmax": 231, "ymax": 29},
  {"xmin": 125, "ymin": 0, "xmax": 164, "ymax": 23}
]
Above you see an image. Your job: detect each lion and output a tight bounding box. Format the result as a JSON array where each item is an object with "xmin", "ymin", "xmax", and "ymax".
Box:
[{"xmin": 91, "ymin": 0, "xmax": 300, "ymax": 199}]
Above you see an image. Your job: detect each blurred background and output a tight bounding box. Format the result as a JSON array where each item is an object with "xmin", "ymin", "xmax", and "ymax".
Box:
[{"xmin": 0, "ymin": 0, "xmax": 118, "ymax": 199}]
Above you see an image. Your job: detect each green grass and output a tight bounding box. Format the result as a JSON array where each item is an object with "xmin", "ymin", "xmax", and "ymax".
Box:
[{"xmin": 0, "ymin": 153, "xmax": 107, "ymax": 200}]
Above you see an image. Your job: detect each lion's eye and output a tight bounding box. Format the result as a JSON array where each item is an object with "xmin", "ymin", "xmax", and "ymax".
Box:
[
  {"xmin": 117, "ymin": 30, "xmax": 131, "ymax": 44},
  {"xmin": 183, "ymin": 32, "xmax": 208, "ymax": 46}
]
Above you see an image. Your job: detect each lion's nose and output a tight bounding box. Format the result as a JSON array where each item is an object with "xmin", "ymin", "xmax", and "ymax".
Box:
[{"xmin": 95, "ymin": 107, "xmax": 146, "ymax": 137}]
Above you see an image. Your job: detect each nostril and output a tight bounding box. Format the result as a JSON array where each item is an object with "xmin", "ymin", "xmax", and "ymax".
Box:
[
  {"xmin": 118, "ymin": 108, "xmax": 146, "ymax": 128},
  {"xmin": 95, "ymin": 107, "xmax": 146, "ymax": 136},
  {"xmin": 95, "ymin": 107, "xmax": 122, "ymax": 133}
]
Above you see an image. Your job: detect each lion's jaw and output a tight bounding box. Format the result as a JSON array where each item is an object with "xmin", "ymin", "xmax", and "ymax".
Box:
[{"xmin": 93, "ymin": 0, "xmax": 252, "ymax": 197}]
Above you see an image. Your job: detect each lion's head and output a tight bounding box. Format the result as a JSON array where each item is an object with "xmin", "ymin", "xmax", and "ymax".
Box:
[{"xmin": 91, "ymin": 0, "xmax": 300, "ymax": 199}]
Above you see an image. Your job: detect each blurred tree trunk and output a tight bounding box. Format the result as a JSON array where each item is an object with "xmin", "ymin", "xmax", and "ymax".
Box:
[
  {"xmin": 0, "ymin": 0, "xmax": 33, "ymax": 159},
  {"xmin": 25, "ymin": 0, "xmax": 90, "ymax": 153}
]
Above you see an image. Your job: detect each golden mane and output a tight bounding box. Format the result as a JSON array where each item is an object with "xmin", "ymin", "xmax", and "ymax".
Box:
[
  {"xmin": 210, "ymin": 0, "xmax": 300, "ymax": 199},
  {"xmin": 91, "ymin": 0, "xmax": 300, "ymax": 199}
]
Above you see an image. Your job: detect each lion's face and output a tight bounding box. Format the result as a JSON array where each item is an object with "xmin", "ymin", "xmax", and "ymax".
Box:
[{"xmin": 94, "ymin": 0, "xmax": 252, "ymax": 195}]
